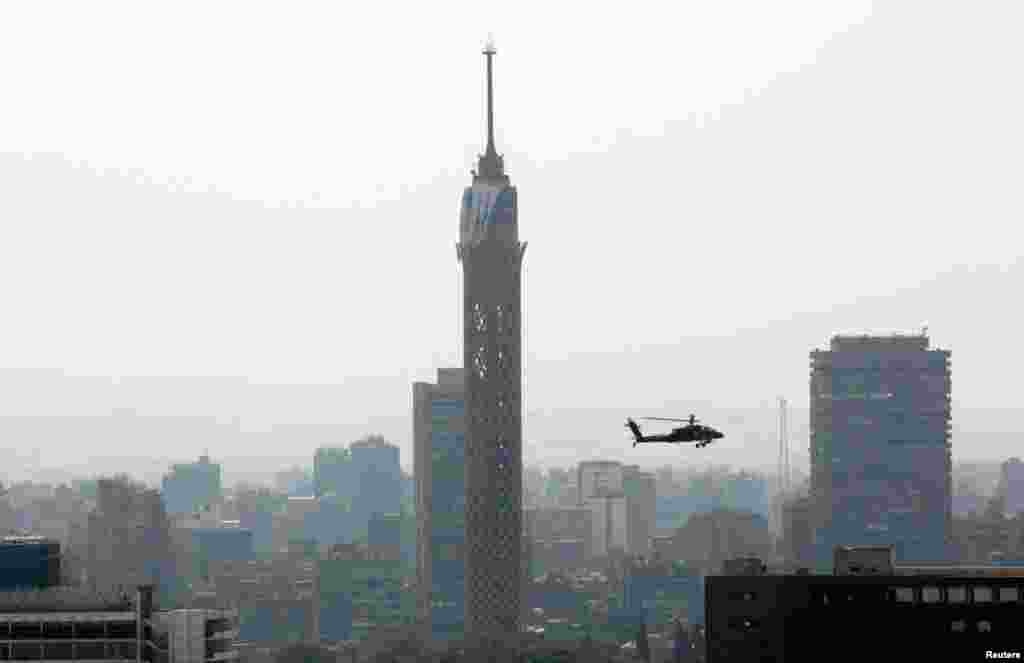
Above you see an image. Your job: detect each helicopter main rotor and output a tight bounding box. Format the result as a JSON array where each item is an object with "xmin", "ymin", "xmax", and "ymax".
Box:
[{"xmin": 641, "ymin": 416, "xmax": 699, "ymax": 423}]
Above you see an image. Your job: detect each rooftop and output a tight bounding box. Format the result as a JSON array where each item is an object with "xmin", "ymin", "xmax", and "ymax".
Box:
[
  {"xmin": 0, "ymin": 535, "xmax": 57, "ymax": 544},
  {"xmin": 350, "ymin": 438, "xmax": 398, "ymax": 450},
  {"xmin": 0, "ymin": 587, "xmax": 133, "ymax": 613},
  {"xmin": 827, "ymin": 333, "xmax": 932, "ymax": 352},
  {"xmin": 0, "ymin": 611, "xmax": 136, "ymax": 622}
]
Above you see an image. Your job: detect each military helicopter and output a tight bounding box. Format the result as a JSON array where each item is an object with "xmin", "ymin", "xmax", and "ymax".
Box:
[{"xmin": 626, "ymin": 414, "xmax": 724, "ymax": 449}]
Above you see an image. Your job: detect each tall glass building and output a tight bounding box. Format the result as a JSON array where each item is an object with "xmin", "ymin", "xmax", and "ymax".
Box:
[
  {"xmin": 810, "ymin": 334, "xmax": 952, "ymax": 565},
  {"xmin": 413, "ymin": 368, "xmax": 466, "ymax": 641}
]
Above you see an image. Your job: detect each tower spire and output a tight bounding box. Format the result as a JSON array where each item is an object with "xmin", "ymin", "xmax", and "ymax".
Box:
[{"xmin": 475, "ymin": 35, "xmax": 506, "ymax": 182}]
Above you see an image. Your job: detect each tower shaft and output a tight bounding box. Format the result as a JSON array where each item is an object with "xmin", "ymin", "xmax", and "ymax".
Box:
[{"xmin": 462, "ymin": 242, "xmax": 525, "ymax": 639}]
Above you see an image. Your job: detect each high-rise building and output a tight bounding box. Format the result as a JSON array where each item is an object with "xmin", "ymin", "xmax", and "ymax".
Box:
[
  {"xmin": 809, "ymin": 333, "xmax": 951, "ymax": 565},
  {"xmin": 458, "ymin": 40, "xmax": 526, "ymax": 642},
  {"xmin": 781, "ymin": 495, "xmax": 813, "ymax": 569},
  {"xmin": 313, "ymin": 440, "xmax": 398, "ymax": 546},
  {"xmin": 162, "ymin": 455, "xmax": 222, "ymax": 516},
  {"xmin": 996, "ymin": 457, "xmax": 1024, "ymax": 516},
  {"xmin": 314, "ymin": 446, "xmax": 354, "ymax": 501},
  {"xmin": 88, "ymin": 478, "xmax": 175, "ymax": 597},
  {"xmin": 577, "ymin": 461, "xmax": 628, "ymax": 558},
  {"xmin": 413, "ymin": 368, "xmax": 466, "ymax": 641},
  {"xmin": 349, "ymin": 437, "xmax": 401, "ymax": 528},
  {"xmin": 318, "ymin": 546, "xmax": 411, "ymax": 644},
  {"xmin": 623, "ymin": 466, "xmax": 656, "ymax": 557}
]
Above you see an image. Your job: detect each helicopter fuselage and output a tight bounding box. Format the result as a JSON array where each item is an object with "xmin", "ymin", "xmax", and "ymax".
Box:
[
  {"xmin": 636, "ymin": 426, "xmax": 723, "ymax": 446},
  {"xmin": 626, "ymin": 416, "xmax": 724, "ymax": 448}
]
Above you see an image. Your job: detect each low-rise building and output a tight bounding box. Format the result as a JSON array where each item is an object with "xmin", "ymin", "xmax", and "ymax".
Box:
[
  {"xmin": 0, "ymin": 585, "xmax": 237, "ymax": 663},
  {"xmin": 706, "ymin": 555, "xmax": 1024, "ymax": 662},
  {"xmin": 0, "ymin": 536, "xmax": 61, "ymax": 591}
]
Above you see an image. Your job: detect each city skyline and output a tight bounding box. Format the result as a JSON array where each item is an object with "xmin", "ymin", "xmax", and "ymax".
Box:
[
  {"xmin": 3, "ymin": 4, "xmax": 1022, "ymax": 659},
  {"xmin": 1, "ymin": 1, "xmax": 1023, "ymax": 477},
  {"xmin": 0, "ymin": 366, "xmax": 1021, "ymax": 485}
]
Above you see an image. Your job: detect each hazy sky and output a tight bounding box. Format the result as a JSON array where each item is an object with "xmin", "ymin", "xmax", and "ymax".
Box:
[{"xmin": 1, "ymin": 1, "xmax": 1022, "ymax": 469}]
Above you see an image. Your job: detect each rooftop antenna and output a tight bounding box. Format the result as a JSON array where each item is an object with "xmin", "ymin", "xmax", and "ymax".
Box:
[
  {"xmin": 475, "ymin": 34, "xmax": 506, "ymax": 183},
  {"xmin": 784, "ymin": 399, "xmax": 790, "ymax": 492},
  {"xmin": 777, "ymin": 396, "xmax": 790, "ymax": 501},
  {"xmin": 483, "ymin": 34, "xmax": 496, "ymax": 157}
]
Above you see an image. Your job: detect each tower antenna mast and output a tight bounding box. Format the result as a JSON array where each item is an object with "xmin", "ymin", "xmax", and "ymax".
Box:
[
  {"xmin": 483, "ymin": 34, "xmax": 496, "ymax": 156},
  {"xmin": 475, "ymin": 34, "xmax": 506, "ymax": 182}
]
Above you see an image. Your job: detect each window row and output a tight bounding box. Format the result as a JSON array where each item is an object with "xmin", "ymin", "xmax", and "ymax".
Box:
[{"xmin": 892, "ymin": 585, "xmax": 1018, "ymax": 604}]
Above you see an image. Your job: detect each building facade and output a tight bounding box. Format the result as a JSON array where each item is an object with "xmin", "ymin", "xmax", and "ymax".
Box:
[
  {"xmin": 781, "ymin": 496, "xmax": 813, "ymax": 569},
  {"xmin": 313, "ymin": 446, "xmax": 353, "ymax": 501},
  {"xmin": 0, "ymin": 585, "xmax": 237, "ymax": 663},
  {"xmin": 623, "ymin": 466, "xmax": 656, "ymax": 557},
  {"xmin": 162, "ymin": 456, "xmax": 222, "ymax": 517},
  {"xmin": 349, "ymin": 438, "xmax": 401, "ymax": 530},
  {"xmin": 149, "ymin": 608, "xmax": 239, "ymax": 663},
  {"xmin": 318, "ymin": 549, "xmax": 411, "ymax": 644},
  {"xmin": 996, "ymin": 457, "xmax": 1024, "ymax": 516},
  {"xmin": 809, "ymin": 334, "xmax": 952, "ymax": 564},
  {"xmin": 624, "ymin": 560, "xmax": 704, "ymax": 628},
  {"xmin": 723, "ymin": 472, "xmax": 770, "ymax": 519},
  {"xmin": 0, "ymin": 537, "xmax": 60, "ymax": 591},
  {"xmin": 523, "ymin": 508, "xmax": 592, "ymax": 576},
  {"xmin": 190, "ymin": 527, "xmax": 254, "ymax": 582},
  {"xmin": 706, "ymin": 572, "xmax": 1024, "ymax": 662},
  {"xmin": 87, "ymin": 479, "xmax": 175, "ymax": 601},
  {"xmin": 577, "ymin": 462, "xmax": 628, "ymax": 558},
  {"xmin": 413, "ymin": 368, "xmax": 466, "ymax": 642},
  {"xmin": 458, "ymin": 42, "xmax": 526, "ymax": 642}
]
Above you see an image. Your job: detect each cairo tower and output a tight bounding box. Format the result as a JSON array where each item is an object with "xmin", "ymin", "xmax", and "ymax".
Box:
[{"xmin": 456, "ymin": 40, "xmax": 527, "ymax": 642}]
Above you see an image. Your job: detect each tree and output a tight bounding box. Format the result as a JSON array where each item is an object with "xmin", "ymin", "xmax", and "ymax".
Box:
[{"xmin": 273, "ymin": 643, "xmax": 336, "ymax": 663}]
